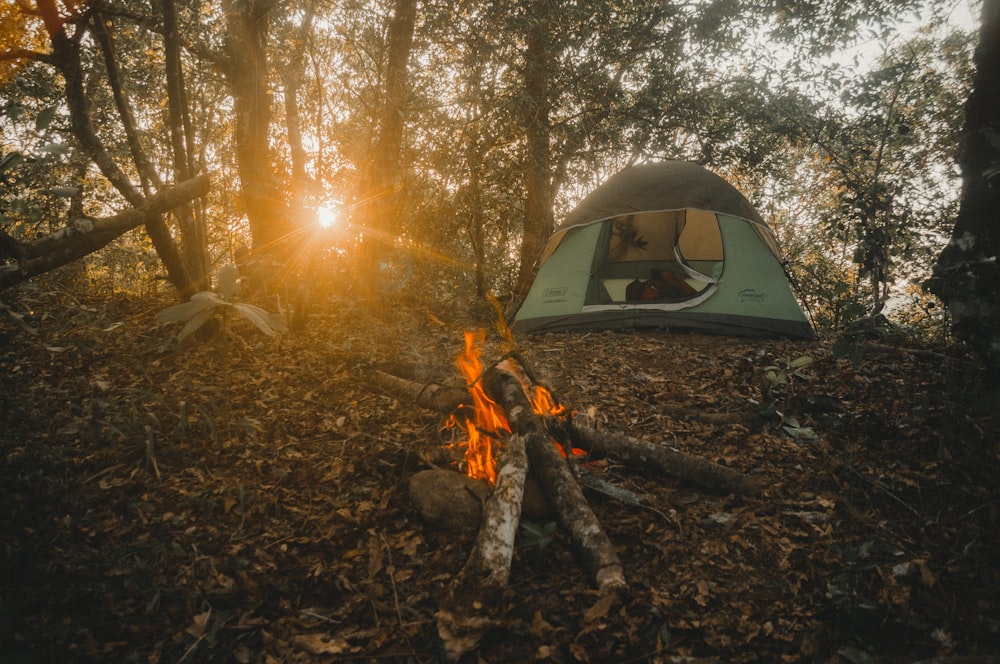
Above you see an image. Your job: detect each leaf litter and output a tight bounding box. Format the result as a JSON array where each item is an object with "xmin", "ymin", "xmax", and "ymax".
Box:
[{"xmin": 0, "ymin": 286, "xmax": 998, "ymax": 663}]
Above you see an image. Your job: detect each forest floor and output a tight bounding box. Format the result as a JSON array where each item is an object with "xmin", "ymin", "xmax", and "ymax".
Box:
[{"xmin": 1, "ymin": 279, "xmax": 999, "ymax": 664}]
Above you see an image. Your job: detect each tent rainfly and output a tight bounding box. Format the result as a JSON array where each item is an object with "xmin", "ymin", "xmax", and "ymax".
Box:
[{"xmin": 510, "ymin": 162, "xmax": 815, "ymax": 339}]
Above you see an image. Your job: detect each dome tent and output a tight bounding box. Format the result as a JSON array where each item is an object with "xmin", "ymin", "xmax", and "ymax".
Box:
[{"xmin": 510, "ymin": 162, "xmax": 814, "ymax": 339}]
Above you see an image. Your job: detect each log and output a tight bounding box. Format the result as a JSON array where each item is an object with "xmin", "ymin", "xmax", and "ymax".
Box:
[
  {"xmin": 484, "ymin": 362, "xmax": 627, "ymax": 593},
  {"xmin": 435, "ymin": 431, "xmax": 528, "ymax": 661},
  {"xmin": 367, "ymin": 369, "xmax": 468, "ymax": 414},
  {"xmin": 556, "ymin": 415, "xmax": 760, "ymax": 496}
]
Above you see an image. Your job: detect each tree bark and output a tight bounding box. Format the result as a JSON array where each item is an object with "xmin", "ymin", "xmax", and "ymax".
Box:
[
  {"xmin": 162, "ymin": 0, "xmax": 209, "ymax": 289},
  {"xmin": 367, "ymin": 369, "xmax": 468, "ymax": 414},
  {"xmin": 513, "ymin": 2, "xmax": 555, "ymax": 302},
  {"xmin": 355, "ymin": 0, "xmax": 418, "ymax": 309},
  {"xmin": 38, "ymin": 0, "xmax": 193, "ymax": 293},
  {"xmin": 222, "ymin": 0, "xmax": 292, "ymax": 255},
  {"xmin": 925, "ymin": 0, "xmax": 1000, "ymax": 371}
]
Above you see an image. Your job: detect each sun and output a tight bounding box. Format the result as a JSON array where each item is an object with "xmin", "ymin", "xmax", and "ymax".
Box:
[{"xmin": 317, "ymin": 203, "xmax": 340, "ymax": 228}]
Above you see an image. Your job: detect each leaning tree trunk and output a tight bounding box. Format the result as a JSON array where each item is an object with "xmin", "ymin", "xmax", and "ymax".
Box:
[
  {"xmin": 34, "ymin": 0, "xmax": 194, "ymax": 293},
  {"xmin": 926, "ymin": 0, "xmax": 1000, "ymax": 371}
]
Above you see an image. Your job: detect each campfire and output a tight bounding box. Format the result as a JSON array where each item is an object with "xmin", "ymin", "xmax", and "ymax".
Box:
[
  {"xmin": 445, "ymin": 330, "xmax": 575, "ymax": 485},
  {"xmin": 368, "ymin": 330, "xmax": 760, "ymax": 660}
]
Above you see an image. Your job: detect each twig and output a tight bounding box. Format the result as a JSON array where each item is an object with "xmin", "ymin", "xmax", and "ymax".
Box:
[{"xmin": 848, "ymin": 466, "xmax": 922, "ymax": 518}]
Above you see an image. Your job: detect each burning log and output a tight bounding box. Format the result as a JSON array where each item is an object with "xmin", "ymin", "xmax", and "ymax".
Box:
[
  {"xmin": 483, "ymin": 362, "xmax": 627, "ymax": 593},
  {"xmin": 553, "ymin": 416, "xmax": 760, "ymax": 496},
  {"xmin": 435, "ymin": 412, "xmax": 529, "ymax": 660},
  {"xmin": 368, "ymin": 332, "xmax": 756, "ymax": 659}
]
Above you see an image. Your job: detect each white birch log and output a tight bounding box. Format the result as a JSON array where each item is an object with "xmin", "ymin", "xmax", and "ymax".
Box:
[{"xmin": 435, "ymin": 431, "xmax": 528, "ymax": 661}]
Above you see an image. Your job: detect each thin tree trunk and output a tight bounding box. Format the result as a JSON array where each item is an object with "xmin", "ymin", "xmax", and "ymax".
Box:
[
  {"xmin": 356, "ymin": 0, "xmax": 418, "ymax": 310},
  {"xmin": 162, "ymin": 0, "xmax": 209, "ymax": 290},
  {"xmin": 223, "ymin": 0, "xmax": 291, "ymax": 255},
  {"xmin": 283, "ymin": 0, "xmax": 316, "ymax": 187},
  {"xmin": 514, "ymin": 2, "xmax": 554, "ymax": 301},
  {"xmin": 465, "ymin": 132, "xmax": 488, "ymax": 297}
]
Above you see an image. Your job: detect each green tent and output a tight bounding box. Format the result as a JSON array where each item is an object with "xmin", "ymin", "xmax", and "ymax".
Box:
[{"xmin": 511, "ymin": 162, "xmax": 814, "ymax": 339}]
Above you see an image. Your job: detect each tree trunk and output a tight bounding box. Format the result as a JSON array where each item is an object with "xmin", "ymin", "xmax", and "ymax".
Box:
[
  {"xmin": 162, "ymin": 0, "xmax": 209, "ymax": 290},
  {"xmin": 465, "ymin": 133, "xmax": 489, "ymax": 298},
  {"xmin": 356, "ymin": 0, "xmax": 418, "ymax": 309},
  {"xmin": 513, "ymin": 3, "xmax": 554, "ymax": 302},
  {"xmin": 926, "ymin": 0, "xmax": 1000, "ymax": 371},
  {"xmin": 223, "ymin": 0, "xmax": 291, "ymax": 255}
]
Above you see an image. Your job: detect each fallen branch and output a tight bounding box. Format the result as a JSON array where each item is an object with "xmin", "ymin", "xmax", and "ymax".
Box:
[
  {"xmin": 555, "ymin": 415, "xmax": 760, "ymax": 496},
  {"xmin": 661, "ymin": 402, "xmax": 744, "ymax": 425},
  {"xmin": 368, "ymin": 369, "xmax": 468, "ymax": 414}
]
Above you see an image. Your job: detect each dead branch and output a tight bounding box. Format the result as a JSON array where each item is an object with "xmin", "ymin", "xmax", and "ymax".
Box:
[
  {"xmin": 661, "ymin": 402, "xmax": 744, "ymax": 425},
  {"xmin": 368, "ymin": 369, "xmax": 468, "ymax": 414},
  {"xmin": 556, "ymin": 415, "xmax": 760, "ymax": 496}
]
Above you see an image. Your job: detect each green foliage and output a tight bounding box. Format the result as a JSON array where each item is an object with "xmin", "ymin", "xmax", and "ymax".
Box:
[
  {"xmin": 155, "ymin": 265, "xmax": 287, "ymax": 342},
  {"xmin": 764, "ymin": 355, "xmax": 815, "ymax": 389},
  {"xmin": 757, "ymin": 354, "xmax": 819, "ymax": 441},
  {"xmin": 0, "ymin": 0, "xmax": 979, "ymax": 325}
]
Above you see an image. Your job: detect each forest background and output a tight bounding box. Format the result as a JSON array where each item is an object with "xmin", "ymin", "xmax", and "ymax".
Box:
[{"xmin": 0, "ymin": 0, "xmax": 996, "ymax": 354}]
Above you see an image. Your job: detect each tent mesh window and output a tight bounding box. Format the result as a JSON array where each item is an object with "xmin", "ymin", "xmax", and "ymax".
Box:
[{"xmin": 588, "ymin": 210, "xmax": 722, "ymax": 305}]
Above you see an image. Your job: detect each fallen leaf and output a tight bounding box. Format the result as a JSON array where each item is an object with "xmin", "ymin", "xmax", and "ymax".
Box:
[{"xmin": 291, "ymin": 633, "xmax": 349, "ymax": 655}]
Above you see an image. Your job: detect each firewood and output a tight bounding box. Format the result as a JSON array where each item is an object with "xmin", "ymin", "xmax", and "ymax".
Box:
[
  {"xmin": 484, "ymin": 362, "xmax": 627, "ymax": 593},
  {"xmin": 556, "ymin": 415, "xmax": 760, "ymax": 496},
  {"xmin": 368, "ymin": 369, "xmax": 468, "ymax": 414},
  {"xmin": 435, "ymin": 430, "xmax": 528, "ymax": 661}
]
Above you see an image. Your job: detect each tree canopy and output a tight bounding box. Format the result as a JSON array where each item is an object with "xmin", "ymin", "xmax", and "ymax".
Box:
[{"xmin": 0, "ymin": 0, "xmax": 987, "ymax": 349}]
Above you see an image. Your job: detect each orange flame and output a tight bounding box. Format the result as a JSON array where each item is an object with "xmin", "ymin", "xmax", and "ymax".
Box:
[
  {"xmin": 448, "ymin": 331, "xmax": 582, "ymax": 483},
  {"xmin": 530, "ymin": 384, "xmax": 568, "ymax": 418},
  {"xmin": 448, "ymin": 330, "xmax": 509, "ymax": 484}
]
